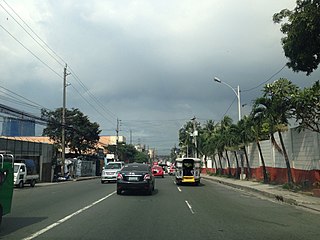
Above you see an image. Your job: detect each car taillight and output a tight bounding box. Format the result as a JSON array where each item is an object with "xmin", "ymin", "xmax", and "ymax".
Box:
[
  {"xmin": 144, "ymin": 174, "xmax": 151, "ymax": 180},
  {"xmin": 117, "ymin": 173, "xmax": 123, "ymax": 180}
]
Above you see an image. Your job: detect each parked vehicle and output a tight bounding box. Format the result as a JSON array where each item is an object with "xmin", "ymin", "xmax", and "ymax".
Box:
[
  {"xmin": 0, "ymin": 152, "xmax": 14, "ymax": 226},
  {"xmin": 152, "ymin": 165, "xmax": 164, "ymax": 178},
  {"xmin": 175, "ymin": 158, "xmax": 201, "ymax": 185},
  {"xmin": 168, "ymin": 165, "xmax": 176, "ymax": 175},
  {"xmin": 14, "ymin": 159, "xmax": 39, "ymax": 188},
  {"xmin": 101, "ymin": 161, "xmax": 124, "ymax": 183},
  {"xmin": 116, "ymin": 163, "xmax": 155, "ymax": 195}
]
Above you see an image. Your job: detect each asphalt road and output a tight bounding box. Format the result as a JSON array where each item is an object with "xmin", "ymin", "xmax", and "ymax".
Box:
[{"xmin": 1, "ymin": 176, "xmax": 320, "ymax": 240}]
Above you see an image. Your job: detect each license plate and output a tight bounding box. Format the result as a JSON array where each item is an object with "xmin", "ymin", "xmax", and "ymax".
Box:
[{"xmin": 128, "ymin": 177, "xmax": 138, "ymax": 181}]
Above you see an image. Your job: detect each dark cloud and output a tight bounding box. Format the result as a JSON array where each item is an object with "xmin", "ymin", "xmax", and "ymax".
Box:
[{"xmin": 1, "ymin": 0, "xmax": 319, "ymax": 154}]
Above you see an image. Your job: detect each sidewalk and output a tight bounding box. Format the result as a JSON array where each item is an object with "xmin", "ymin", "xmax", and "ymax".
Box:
[
  {"xmin": 36, "ymin": 176, "xmax": 99, "ymax": 186},
  {"xmin": 201, "ymin": 174, "xmax": 320, "ymax": 214}
]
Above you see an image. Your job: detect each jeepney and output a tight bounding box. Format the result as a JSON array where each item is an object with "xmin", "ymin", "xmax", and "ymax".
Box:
[
  {"xmin": 0, "ymin": 152, "xmax": 14, "ymax": 226},
  {"xmin": 175, "ymin": 158, "xmax": 201, "ymax": 185}
]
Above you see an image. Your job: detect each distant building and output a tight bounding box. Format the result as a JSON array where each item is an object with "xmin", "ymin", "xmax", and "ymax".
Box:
[
  {"xmin": 10, "ymin": 135, "xmax": 126, "ymax": 156},
  {"xmin": 1, "ymin": 117, "xmax": 35, "ymax": 136}
]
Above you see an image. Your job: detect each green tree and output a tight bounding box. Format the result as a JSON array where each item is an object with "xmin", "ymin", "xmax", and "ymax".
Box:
[
  {"xmin": 170, "ymin": 145, "xmax": 179, "ymax": 162},
  {"xmin": 42, "ymin": 108, "xmax": 101, "ymax": 155},
  {"xmin": 249, "ymin": 113, "xmax": 270, "ymax": 183},
  {"xmin": 273, "ymin": 0, "xmax": 320, "ymax": 75},
  {"xmin": 293, "ymin": 81, "xmax": 320, "ymax": 133},
  {"xmin": 134, "ymin": 151, "xmax": 150, "ymax": 163},
  {"xmin": 200, "ymin": 120, "xmax": 217, "ymax": 171},
  {"xmin": 235, "ymin": 116, "xmax": 255, "ymax": 179},
  {"xmin": 252, "ymin": 79, "xmax": 299, "ymax": 184},
  {"xmin": 179, "ymin": 121, "xmax": 196, "ymax": 157},
  {"xmin": 215, "ymin": 116, "xmax": 233, "ymax": 176}
]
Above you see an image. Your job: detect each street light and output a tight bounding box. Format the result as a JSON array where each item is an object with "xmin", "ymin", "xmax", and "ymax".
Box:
[{"xmin": 213, "ymin": 77, "xmax": 241, "ymax": 121}]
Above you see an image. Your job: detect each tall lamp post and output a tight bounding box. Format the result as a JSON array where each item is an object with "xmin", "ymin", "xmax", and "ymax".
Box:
[
  {"xmin": 213, "ymin": 77, "xmax": 241, "ymax": 121},
  {"xmin": 214, "ymin": 77, "xmax": 244, "ymax": 179}
]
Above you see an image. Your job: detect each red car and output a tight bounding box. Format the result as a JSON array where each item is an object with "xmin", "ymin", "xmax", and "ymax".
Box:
[
  {"xmin": 152, "ymin": 165, "xmax": 164, "ymax": 178},
  {"xmin": 168, "ymin": 165, "xmax": 175, "ymax": 175}
]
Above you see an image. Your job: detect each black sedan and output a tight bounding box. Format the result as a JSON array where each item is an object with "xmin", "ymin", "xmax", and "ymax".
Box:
[{"xmin": 116, "ymin": 163, "xmax": 155, "ymax": 195}]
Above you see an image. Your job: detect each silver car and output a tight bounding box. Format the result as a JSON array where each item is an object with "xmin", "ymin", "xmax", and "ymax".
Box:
[{"xmin": 101, "ymin": 162, "xmax": 124, "ymax": 183}]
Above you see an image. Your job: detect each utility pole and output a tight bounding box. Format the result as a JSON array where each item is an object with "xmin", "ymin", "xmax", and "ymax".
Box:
[
  {"xmin": 115, "ymin": 118, "xmax": 121, "ymax": 161},
  {"xmin": 191, "ymin": 116, "xmax": 198, "ymax": 158},
  {"xmin": 130, "ymin": 129, "xmax": 132, "ymax": 145},
  {"xmin": 61, "ymin": 64, "xmax": 70, "ymax": 175}
]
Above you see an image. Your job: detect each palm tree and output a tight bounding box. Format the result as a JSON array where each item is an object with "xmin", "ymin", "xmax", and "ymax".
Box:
[
  {"xmin": 236, "ymin": 116, "xmax": 255, "ymax": 178},
  {"xmin": 248, "ymin": 113, "xmax": 270, "ymax": 183},
  {"xmin": 252, "ymin": 78, "xmax": 299, "ymax": 184},
  {"xmin": 178, "ymin": 121, "xmax": 194, "ymax": 157},
  {"xmin": 200, "ymin": 120, "xmax": 217, "ymax": 172},
  {"xmin": 216, "ymin": 116, "xmax": 233, "ymax": 176},
  {"xmin": 225, "ymin": 123, "xmax": 241, "ymax": 178}
]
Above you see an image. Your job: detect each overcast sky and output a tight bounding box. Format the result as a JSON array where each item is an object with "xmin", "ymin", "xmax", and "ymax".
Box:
[{"xmin": 0, "ymin": 0, "xmax": 319, "ymax": 155}]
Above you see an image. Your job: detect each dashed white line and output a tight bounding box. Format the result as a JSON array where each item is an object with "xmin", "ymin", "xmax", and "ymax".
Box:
[
  {"xmin": 22, "ymin": 191, "xmax": 116, "ymax": 240},
  {"xmin": 185, "ymin": 200, "xmax": 195, "ymax": 214}
]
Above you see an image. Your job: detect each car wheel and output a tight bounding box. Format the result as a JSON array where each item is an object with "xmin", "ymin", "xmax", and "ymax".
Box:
[
  {"xmin": 18, "ymin": 181, "xmax": 24, "ymax": 188},
  {"xmin": 30, "ymin": 180, "xmax": 36, "ymax": 187},
  {"xmin": 162, "ymin": 174, "xmax": 164, "ymax": 178},
  {"xmin": 101, "ymin": 180, "xmax": 104, "ymax": 184}
]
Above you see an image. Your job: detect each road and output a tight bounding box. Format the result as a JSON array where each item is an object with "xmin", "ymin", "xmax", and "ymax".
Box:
[{"xmin": 1, "ymin": 175, "xmax": 320, "ymax": 240}]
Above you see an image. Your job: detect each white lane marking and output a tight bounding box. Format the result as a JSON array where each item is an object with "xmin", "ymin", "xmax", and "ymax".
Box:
[
  {"xmin": 185, "ymin": 200, "xmax": 195, "ymax": 214},
  {"xmin": 177, "ymin": 187, "xmax": 182, "ymax": 192},
  {"xmin": 22, "ymin": 191, "xmax": 116, "ymax": 240}
]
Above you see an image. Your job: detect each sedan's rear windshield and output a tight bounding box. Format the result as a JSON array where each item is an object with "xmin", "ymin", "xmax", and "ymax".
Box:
[
  {"xmin": 106, "ymin": 163, "xmax": 122, "ymax": 169},
  {"xmin": 123, "ymin": 164, "xmax": 149, "ymax": 171}
]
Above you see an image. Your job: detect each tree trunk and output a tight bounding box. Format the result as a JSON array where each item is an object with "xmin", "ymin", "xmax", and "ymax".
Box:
[
  {"xmin": 225, "ymin": 150, "xmax": 232, "ymax": 176},
  {"xmin": 234, "ymin": 151, "xmax": 240, "ymax": 179},
  {"xmin": 278, "ymin": 130, "xmax": 294, "ymax": 184},
  {"xmin": 242, "ymin": 146, "xmax": 251, "ymax": 178},
  {"xmin": 218, "ymin": 152, "xmax": 223, "ymax": 175},
  {"xmin": 257, "ymin": 140, "xmax": 268, "ymax": 183},
  {"xmin": 212, "ymin": 155, "xmax": 218, "ymax": 174},
  {"xmin": 270, "ymin": 133, "xmax": 283, "ymax": 154},
  {"xmin": 204, "ymin": 155, "xmax": 207, "ymax": 171}
]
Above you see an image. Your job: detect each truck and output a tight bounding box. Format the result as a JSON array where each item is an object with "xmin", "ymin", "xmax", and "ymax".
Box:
[
  {"xmin": 0, "ymin": 152, "xmax": 14, "ymax": 226},
  {"xmin": 14, "ymin": 159, "xmax": 39, "ymax": 188}
]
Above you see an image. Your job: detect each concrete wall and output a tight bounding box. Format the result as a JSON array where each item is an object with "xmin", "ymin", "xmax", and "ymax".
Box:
[{"xmin": 203, "ymin": 128, "xmax": 320, "ymax": 184}]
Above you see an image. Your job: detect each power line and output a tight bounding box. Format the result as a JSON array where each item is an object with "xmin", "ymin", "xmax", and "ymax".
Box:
[
  {"xmin": 0, "ymin": 85, "xmax": 48, "ymax": 111},
  {"xmin": 0, "ymin": 23, "xmax": 63, "ymax": 79},
  {"xmin": 0, "ymin": 2, "xmax": 119, "ymax": 127},
  {"xmin": 0, "ymin": 1, "xmax": 65, "ymax": 68},
  {"xmin": 242, "ymin": 64, "xmax": 287, "ymax": 92}
]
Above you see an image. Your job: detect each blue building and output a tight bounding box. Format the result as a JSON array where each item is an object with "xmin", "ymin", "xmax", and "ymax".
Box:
[{"xmin": 1, "ymin": 117, "xmax": 35, "ymax": 136}]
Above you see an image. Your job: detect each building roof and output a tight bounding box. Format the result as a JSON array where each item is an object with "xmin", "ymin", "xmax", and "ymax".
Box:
[{"xmin": 0, "ymin": 135, "xmax": 126, "ymax": 149}]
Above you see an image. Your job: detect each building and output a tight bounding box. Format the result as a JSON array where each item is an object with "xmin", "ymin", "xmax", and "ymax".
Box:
[{"xmin": 1, "ymin": 117, "xmax": 35, "ymax": 136}]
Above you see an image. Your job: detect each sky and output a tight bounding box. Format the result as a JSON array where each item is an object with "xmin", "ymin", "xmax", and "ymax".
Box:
[{"xmin": 0, "ymin": 0, "xmax": 319, "ymax": 155}]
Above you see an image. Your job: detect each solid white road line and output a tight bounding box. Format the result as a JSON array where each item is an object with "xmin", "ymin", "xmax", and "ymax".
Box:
[{"xmin": 22, "ymin": 191, "xmax": 116, "ymax": 240}]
